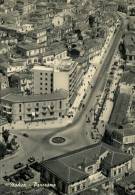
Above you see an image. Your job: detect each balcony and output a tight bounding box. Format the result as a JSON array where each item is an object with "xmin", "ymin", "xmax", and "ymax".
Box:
[
  {"xmin": 3, "ymin": 105, "xmax": 12, "ymax": 109},
  {"xmin": 42, "ymin": 110, "xmax": 47, "ymax": 114},
  {"xmin": 42, "ymin": 105, "xmax": 47, "ymax": 109},
  {"xmin": 7, "ymin": 111, "xmax": 12, "ymax": 114}
]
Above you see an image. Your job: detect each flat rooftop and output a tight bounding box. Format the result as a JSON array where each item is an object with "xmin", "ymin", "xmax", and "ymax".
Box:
[
  {"xmin": 117, "ymin": 172, "xmax": 135, "ymax": 192},
  {"xmin": 121, "ymin": 70, "xmax": 135, "ymax": 85},
  {"xmin": 1, "ymin": 89, "xmax": 68, "ymax": 103},
  {"xmin": 124, "ymin": 32, "xmax": 135, "ymax": 54},
  {"xmin": 32, "ymin": 58, "xmax": 77, "ymax": 72},
  {"xmin": 109, "ymin": 92, "xmax": 130, "ymax": 127}
]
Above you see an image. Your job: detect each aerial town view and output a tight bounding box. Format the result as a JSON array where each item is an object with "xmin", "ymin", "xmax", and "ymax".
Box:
[{"xmin": 0, "ymin": 0, "xmax": 135, "ymax": 194}]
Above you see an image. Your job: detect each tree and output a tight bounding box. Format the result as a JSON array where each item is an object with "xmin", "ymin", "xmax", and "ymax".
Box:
[
  {"xmin": 2, "ymin": 129, "xmax": 10, "ymax": 143},
  {"xmin": 0, "ymin": 141, "xmax": 6, "ymax": 159},
  {"xmin": 10, "ymin": 135, "xmax": 18, "ymax": 150},
  {"xmin": 88, "ymin": 15, "xmax": 95, "ymax": 28}
]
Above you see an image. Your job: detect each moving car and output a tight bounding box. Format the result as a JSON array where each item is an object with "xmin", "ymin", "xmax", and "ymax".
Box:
[
  {"xmin": 28, "ymin": 156, "xmax": 35, "ymax": 163},
  {"xmin": 14, "ymin": 162, "xmax": 24, "ymax": 169}
]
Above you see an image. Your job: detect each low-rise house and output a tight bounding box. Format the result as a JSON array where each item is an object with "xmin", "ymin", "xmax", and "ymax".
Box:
[
  {"xmin": 17, "ymin": 42, "xmax": 46, "ymax": 58},
  {"xmin": 115, "ymin": 172, "xmax": 135, "ymax": 195},
  {"xmin": 0, "ymin": 59, "xmax": 27, "ymax": 75},
  {"xmin": 128, "ymin": 17, "xmax": 135, "ymax": 31},
  {"xmin": 0, "ymin": 37, "xmax": 17, "ymax": 45},
  {"xmin": 40, "ymin": 143, "xmax": 107, "ymax": 195},
  {"xmin": 16, "ymin": 41, "xmax": 46, "ymax": 65},
  {"xmin": 17, "ymin": 23, "xmax": 34, "ymax": 33},
  {"xmin": 123, "ymin": 32, "xmax": 135, "ymax": 66},
  {"xmin": 75, "ymin": 53, "xmax": 89, "ymax": 74},
  {"xmin": 1, "ymin": 89, "xmax": 68, "ymax": 122},
  {"xmin": 28, "ymin": 28, "xmax": 47, "ymax": 44},
  {"xmin": 0, "ymin": 73, "xmax": 9, "ymax": 89},
  {"xmin": 15, "ymin": 0, "xmax": 36, "ymax": 16},
  {"xmin": 9, "ymin": 72, "xmax": 32, "ymax": 94},
  {"xmin": 40, "ymin": 142, "xmax": 133, "ymax": 195},
  {"xmin": 0, "ymin": 11, "xmax": 20, "ymax": 28},
  {"xmin": 109, "ymin": 91, "xmax": 131, "ymax": 128},
  {"xmin": 0, "ymin": 43, "xmax": 9, "ymax": 54},
  {"xmin": 83, "ymin": 38, "xmax": 103, "ymax": 63},
  {"xmin": 101, "ymin": 151, "xmax": 133, "ymax": 178}
]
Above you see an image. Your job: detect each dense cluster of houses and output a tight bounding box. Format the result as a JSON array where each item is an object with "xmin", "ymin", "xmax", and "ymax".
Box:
[{"xmin": 0, "ymin": 0, "xmax": 119, "ymax": 123}]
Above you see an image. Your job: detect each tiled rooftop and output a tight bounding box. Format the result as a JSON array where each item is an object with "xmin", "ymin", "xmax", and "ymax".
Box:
[{"xmin": 41, "ymin": 142, "xmax": 126, "ymax": 184}]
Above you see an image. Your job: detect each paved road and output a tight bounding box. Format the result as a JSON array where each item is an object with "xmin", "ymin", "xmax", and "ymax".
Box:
[{"xmin": 0, "ymin": 16, "xmax": 126, "ymax": 182}]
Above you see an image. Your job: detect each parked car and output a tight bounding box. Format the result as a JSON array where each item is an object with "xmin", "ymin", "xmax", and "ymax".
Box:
[
  {"xmin": 25, "ymin": 169, "xmax": 34, "ymax": 179},
  {"xmin": 14, "ymin": 173, "xmax": 21, "ymax": 182},
  {"xmin": 22, "ymin": 133, "xmax": 29, "ymax": 137},
  {"xmin": 14, "ymin": 162, "xmax": 24, "ymax": 169},
  {"xmin": 9, "ymin": 176, "xmax": 16, "ymax": 182},
  {"xmin": 22, "ymin": 174, "xmax": 30, "ymax": 181},
  {"xmin": 28, "ymin": 156, "xmax": 35, "ymax": 163},
  {"xmin": 3, "ymin": 175, "xmax": 10, "ymax": 182},
  {"xmin": 30, "ymin": 162, "xmax": 41, "ymax": 172}
]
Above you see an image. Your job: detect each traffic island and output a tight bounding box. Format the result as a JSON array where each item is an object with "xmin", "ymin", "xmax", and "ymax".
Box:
[
  {"xmin": 51, "ymin": 137, "xmax": 66, "ymax": 144},
  {"xmin": 50, "ymin": 136, "xmax": 70, "ymax": 146}
]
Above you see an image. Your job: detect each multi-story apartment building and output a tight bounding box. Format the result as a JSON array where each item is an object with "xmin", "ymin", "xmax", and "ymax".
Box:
[
  {"xmin": 53, "ymin": 59, "xmax": 82, "ymax": 105},
  {"xmin": 1, "ymin": 89, "xmax": 68, "ymax": 122},
  {"xmin": 32, "ymin": 66, "xmax": 53, "ymax": 95},
  {"xmin": 32, "ymin": 58, "xmax": 83, "ymax": 105}
]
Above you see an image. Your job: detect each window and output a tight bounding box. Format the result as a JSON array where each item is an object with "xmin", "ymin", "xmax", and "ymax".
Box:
[
  {"xmin": 129, "ymin": 56, "xmax": 132, "ymax": 61},
  {"xmin": 40, "ymin": 87, "xmax": 42, "ymax": 90},
  {"xmin": 77, "ymin": 185, "xmax": 80, "ymax": 191},
  {"xmin": 19, "ymin": 104, "xmax": 21, "ymax": 112},
  {"xmin": 87, "ymin": 166, "xmax": 93, "ymax": 172},
  {"xmin": 113, "ymin": 170, "xmax": 116, "ymax": 176},
  {"xmin": 40, "ymin": 82, "xmax": 42, "ymax": 85},
  {"xmin": 71, "ymin": 187, "xmax": 75, "ymax": 193},
  {"xmin": 118, "ymin": 168, "xmax": 121, "ymax": 173},
  {"xmin": 59, "ymin": 100, "xmax": 62, "ymax": 109},
  {"xmin": 40, "ymin": 77, "xmax": 42, "ymax": 80},
  {"xmin": 40, "ymin": 73, "xmax": 42, "ymax": 75},
  {"xmin": 19, "ymin": 116, "xmax": 22, "ymax": 120},
  {"xmin": 36, "ymin": 103, "xmax": 39, "ymax": 107},
  {"xmin": 50, "ymin": 112, "xmax": 54, "ymax": 116}
]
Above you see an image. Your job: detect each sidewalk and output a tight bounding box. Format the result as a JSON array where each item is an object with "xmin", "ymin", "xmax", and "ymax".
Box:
[{"xmin": 68, "ymin": 26, "xmax": 117, "ymax": 118}]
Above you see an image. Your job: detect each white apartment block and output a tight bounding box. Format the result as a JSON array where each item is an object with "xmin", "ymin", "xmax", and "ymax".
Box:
[{"xmin": 32, "ymin": 58, "xmax": 83, "ymax": 105}]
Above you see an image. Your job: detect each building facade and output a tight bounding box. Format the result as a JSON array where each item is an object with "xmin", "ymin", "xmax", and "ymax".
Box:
[
  {"xmin": 32, "ymin": 58, "xmax": 83, "ymax": 105},
  {"xmin": 1, "ymin": 90, "xmax": 68, "ymax": 122}
]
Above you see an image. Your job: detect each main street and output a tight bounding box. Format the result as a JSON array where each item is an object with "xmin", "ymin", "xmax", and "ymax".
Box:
[{"xmin": 0, "ymin": 15, "xmax": 126, "ymax": 182}]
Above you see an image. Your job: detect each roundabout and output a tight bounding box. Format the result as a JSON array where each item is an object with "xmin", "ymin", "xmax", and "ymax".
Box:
[{"xmin": 51, "ymin": 136, "xmax": 66, "ymax": 144}]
